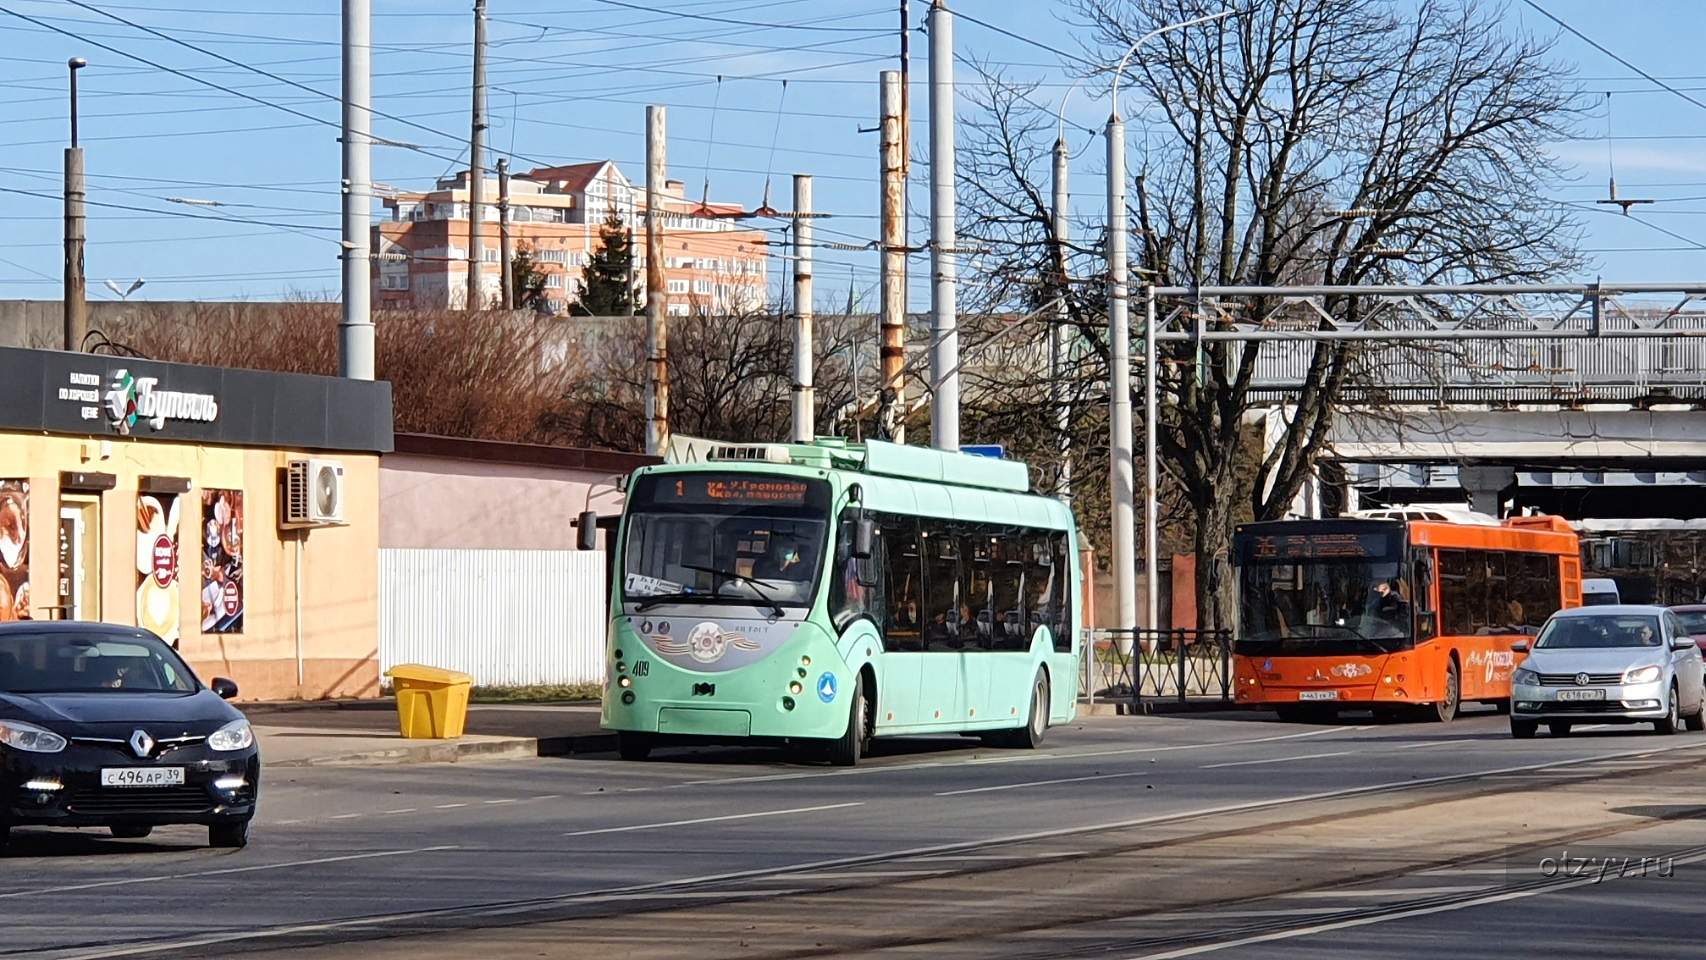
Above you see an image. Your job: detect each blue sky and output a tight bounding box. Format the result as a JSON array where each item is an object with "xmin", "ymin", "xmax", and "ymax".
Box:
[{"xmin": 1, "ymin": 0, "xmax": 1702, "ymax": 305}]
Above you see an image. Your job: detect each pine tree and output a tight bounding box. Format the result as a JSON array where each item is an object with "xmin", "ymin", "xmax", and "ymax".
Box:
[
  {"xmin": 571, "ymin": 210, "xmax": 636, "ymax": 316},
  {"xmin": 511, "ymin": 244, "xmax": 549, "ymax": 312}
]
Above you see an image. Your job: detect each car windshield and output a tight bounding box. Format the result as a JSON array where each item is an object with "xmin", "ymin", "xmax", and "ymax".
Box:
[
  {"xmin": 1535, "ymin": 614, "xmax": 1663, "ymax": 650},
  {"xmin": 621, "ymin": 473, "xmax": 831, "ymax": 610},
  {"xmin": 1237, "ymin": 559, "xmax": 1413, "ymax": 655},
  {"xmin": 0, "ymin": 632, "xmax": 198, "ymax": 693},
  {"xmin": 1675, "ymin": 611, "xmax": 1706, "ymax": 636}
]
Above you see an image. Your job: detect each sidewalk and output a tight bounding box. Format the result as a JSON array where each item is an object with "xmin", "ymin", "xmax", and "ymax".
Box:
[{"xmin": 244, "ymin": 699, "xmax": 617, "ymax": 768}]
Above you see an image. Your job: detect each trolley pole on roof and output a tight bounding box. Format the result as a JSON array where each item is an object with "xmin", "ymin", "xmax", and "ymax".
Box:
[
  {"xmin": 645, "ymin": 105, "xmax": 670, "ymax": 457},
  {"xmin": 792, "ymin": 174, "xmax": 816, "ymax": 444},
  {"xmin": 927, "ymin": 0, "xmax": 959, "ymax": 451}
]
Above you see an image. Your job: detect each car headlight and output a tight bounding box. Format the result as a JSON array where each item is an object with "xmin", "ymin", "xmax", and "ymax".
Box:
[
  {"xmin": 0, "ymin": 719, "xmax": 67, "ymax": 754},
  {"xmin": 1623, "ymin": 665, "xmax": 1662, "ymax": 685},
  {"xmin": 1512, "ymin": 667, "xmax": 1540, "ymax": 686},
  {"xmin": 207, "ymin": 719, "xmax": 254, "ymax": 752}
]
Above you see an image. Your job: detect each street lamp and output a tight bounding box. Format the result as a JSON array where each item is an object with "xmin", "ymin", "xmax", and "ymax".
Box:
[
  {"xmin": 1094, "ymin": 9, "xmax": 1233, "ymax": 651},
  {"xmin": 103, "ymin": 278, "xmax": 145, "ymax": 300},
  {"xmin": 65, "ymin": 57, "xmax": 89, "ymax": 353}
]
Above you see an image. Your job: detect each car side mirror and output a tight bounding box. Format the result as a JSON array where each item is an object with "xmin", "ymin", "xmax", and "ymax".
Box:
[
  {"xmin": 577, "ymin": 510, "xmax": 599, "ymax": 551},
  {"xmin": 211, "ymin": 677, "xmax": 239, "ymax": 700},
  {"xmin": 1671, "ymin": 637, "xmax": 1695, "ymax": 652},
  {"xmin": 1511, "ymin": 641, "xmax": 1529, "ymax": 654}
]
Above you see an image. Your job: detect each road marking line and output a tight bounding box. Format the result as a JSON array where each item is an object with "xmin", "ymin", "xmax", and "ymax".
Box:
[
  {"xmin": 1201, "ymin": 751, "xmax": 1353, "ymax": 769},
  {"xmin": 1394, "ymin": 740, "xmax": 1467, "ymax": 750},
  {"xmin": 483, "ymin": 798, "xmax": 518, "ymax": 805},
  {"xmin": 1122, "ymin": 849, "xmax": 1706, "ymax": 960},
  {"xmin": 531, "ymin": 794, "xmax": 562, "ymax": 800},
  {"xmin": 0, "ymin": 845, "xmax": 458, "ymax": 901},
  {"xmin": 1280, "ymin": 885, "xmax": 1492, "ymax": 898},
  {"xmin": 563, "ymin": 801, "xmax": 863, "ymax": 837},
  {"xmin": 937, "ymin": 770, "xmax": 1153, "ymax": 797},
  {"xmin": 328, "ymin": 813, "xmax": 362, "ymax": 820},
  {"xmin": 272, "ymin": 819, "xmax": 304, "ymax": 826},
  {"xmin": 1417, "ymin": 867, "xmax": 1513, "ymax": 877},
  {"xmin": 435, "ymin": 803, "xmax": 468, "ymax": 809},
  {"xmin": 380, "ymin": 808, "xmax": 417, "ymax": 815},
  {"xmin": 786, "ymin": 869, "xmax": 943, "ymax": 880},
  {"xmin": 965, "ymin": 753, "xmax": 1058, "ymax": 765}
]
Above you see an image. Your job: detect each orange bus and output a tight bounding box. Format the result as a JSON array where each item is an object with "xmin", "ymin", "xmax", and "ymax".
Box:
[{"xmin": 1231, "ymin": 512, "xmax": 1581, "ymax": 722}]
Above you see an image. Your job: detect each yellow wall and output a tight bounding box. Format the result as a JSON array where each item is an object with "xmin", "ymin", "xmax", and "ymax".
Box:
[{"xmin": 7, "ymin": 432, "xmax": 380, "ymax": 701}]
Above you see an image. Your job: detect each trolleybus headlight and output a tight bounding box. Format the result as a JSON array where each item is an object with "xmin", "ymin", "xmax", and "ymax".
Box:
[
  {"xmin": 1623, "ymin": 665, "xmax": 1661, "ymax": 685},
  {"xmin": 800, "ymin": 655, "xmax": 811, "ymax": 667},
  {"xmin": 618, "ymin": 675, "xmax": 632, "ymax": 689},
  {"xmin": 789, "ymin": 681, "xmax": 803, "ymax": 695},
  {"xmin": 782, "ymin": 696, "xmax": 795, "ymax": 711}
]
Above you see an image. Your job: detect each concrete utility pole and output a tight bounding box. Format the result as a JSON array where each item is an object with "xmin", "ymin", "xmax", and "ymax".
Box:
[
  {"xmin": 791, "ymin": 175, "xmax": 815, "ymax": 443},
  {"xmin": 1106, "ymin": 113, "xmax": 1137, "ymax": 653},
  {"xmin": 497, "ymin": 158, "xmax": 513, "ymax": 311},
  {"xmin": 63, "ymin": 57, "xmax": 87, "ymax": 354},
  {"xmin": 927, "ymin": 0, "xmax": 958, "ymax": 451},
  {"xmin": 1051, "ymin": 134, "xmax": 1072, "ymax": 500},
  {"xmin": 645, "ymin": 105, "xmax": 670, "ymax": 457},
  {"xmin": 1144, "ymin": 285, "xmax": 1160, "ymax": 635},
  {"xmin": 466, "ymin": 0, "xmax": 487, "ymax": 311},
  {"xmin": 879, "ymin": 70, "xmax": 908, "ymax": 443},
  {"xmin": 339, "ymin": 0, "xmax": 374, "ymax": 379}
]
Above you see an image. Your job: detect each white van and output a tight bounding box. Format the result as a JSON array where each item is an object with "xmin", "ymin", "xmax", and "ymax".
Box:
[{"xmin": 1582, "ymin": 578, "xmax": 1621, "ymax": 606}]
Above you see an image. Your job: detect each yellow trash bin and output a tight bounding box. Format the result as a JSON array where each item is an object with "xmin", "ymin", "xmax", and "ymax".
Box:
[{"xmin": 384, "ymin": 664, "xmax": 474, "ymax": 739}]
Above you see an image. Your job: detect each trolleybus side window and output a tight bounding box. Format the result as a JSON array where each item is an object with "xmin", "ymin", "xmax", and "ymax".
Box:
[
  {"xmin": 881, "ymin": 515, "xmax": 924, "ymax": 652},
  {"xmin": 1050, "ymin": 532, "xmax": 1073, "ymax": 653},
  {"xmin": 990, "ymin": 535, "xmax": 1027, "ymax": 652},
  {"xmin": 830, "ymin": 509, "xmax": 884, "ymax": 632},
  {"xmin": 923, "ymin": 523, "xmax": 964, "ymax": 651}
]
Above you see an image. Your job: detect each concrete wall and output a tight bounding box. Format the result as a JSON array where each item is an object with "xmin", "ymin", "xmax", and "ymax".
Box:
[
  {"xmin": 379, "ymin": 453, "xmax": 628, "ymax": 551},
  {"xmin": 5, "ymin": 432, "xmax": 381, "ymax": 700}
]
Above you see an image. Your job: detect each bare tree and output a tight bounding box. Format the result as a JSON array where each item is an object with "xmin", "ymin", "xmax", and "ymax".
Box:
[{"xmin": 959, "ymin": 0, "xmax": 1584, "ymax": 630}]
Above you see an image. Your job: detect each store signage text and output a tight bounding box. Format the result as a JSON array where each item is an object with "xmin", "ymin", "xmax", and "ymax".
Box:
[{"xmin": 57, "ymin": 369, "xmax": 219, "ymax": 434}]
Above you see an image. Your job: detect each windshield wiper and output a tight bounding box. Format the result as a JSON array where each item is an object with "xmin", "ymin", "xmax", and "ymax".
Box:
[
  {"xmin": 679, "ymin": 563, "xmax": 786, "ymax": 618},
  {"xmin": 633, "ymin": 591, "xmax": 702, "ymax": 612}
]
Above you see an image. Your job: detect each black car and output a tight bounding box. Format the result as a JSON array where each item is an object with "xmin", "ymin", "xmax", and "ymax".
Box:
[{"xmin": 0, "ymin": 622, "xmax": 258, "ymax": 851}]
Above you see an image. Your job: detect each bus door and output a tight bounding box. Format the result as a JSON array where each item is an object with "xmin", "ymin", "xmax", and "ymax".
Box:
[
  {"xmin": 875, "ymin": 515, "xmax": 928, "ymax": 727},
  {"xmin": 919, "ymin": 521, "xmax": 966, "ymax": 725}
]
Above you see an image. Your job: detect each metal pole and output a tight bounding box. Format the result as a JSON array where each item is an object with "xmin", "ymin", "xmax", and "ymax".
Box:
[
  {"xmin": 466, "ymin": 0, "xmax": 487, "ymax": 311},
  {"xmin": 879, "ymin": 70, "xmax": 908, "ymax": 444},
  {"xmin": 927, "ymin": 0, "xmax": 959, "ymax": 451},
  {"xmin": 792, "ymin": 174, "xmax": 815, "ymax": 443},
  {"xmin": 63, "ymin": 59, "xmax": 87, "ymax": 354},
  {"xmin": 645, "ymin": 105, "xmax": 670, "ymax": 457},
  {"xmin": 1145, "ymin": 285, "xmax": 1159, "ymax": 633},
  {"xmin": 339, "ymin": 0, "xmax": 373, "ymax": 379},
  {"xmin": 1107, "ymin": 113, "xmax": 1137, "ymax": 656},
  {"xmin": 498, "ymin": 158, "xmax": 513, "ymax": 311},
  {"xmin": 1051, "ymin": 134, "xmax": 1072, "ymax": 498}
]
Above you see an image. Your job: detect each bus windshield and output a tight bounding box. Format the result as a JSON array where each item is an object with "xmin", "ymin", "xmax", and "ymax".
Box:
[
  {"xmin": 1237, "ymin": 559, "xmax": 1414, "ymax": 656},
  {"xmin": 620, "ymin": 473, "xmax": 831, "ymax": 611}
]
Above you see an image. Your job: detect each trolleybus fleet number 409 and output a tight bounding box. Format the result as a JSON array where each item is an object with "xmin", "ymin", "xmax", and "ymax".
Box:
[
  {"xmin": 599, "ymin": 438, "xmax": 1086, "ymax": 766},
  {"xmin": 1231, "ymin": 512, "xmax": 1582, "ymax": 722}
]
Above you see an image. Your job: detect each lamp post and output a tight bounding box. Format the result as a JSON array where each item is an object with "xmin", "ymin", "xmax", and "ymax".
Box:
[{"xmin": 64, "ymin": 57, "xmax": 88, "ymax": 353}]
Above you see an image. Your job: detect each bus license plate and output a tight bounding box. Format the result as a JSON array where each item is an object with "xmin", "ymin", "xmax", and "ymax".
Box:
[
  {"xmin": 1556, "ymin": 689, "xmax": 1606, "ymax": 702},
  {"xmin": 1299, "ymin": 690, "xmax": 1340, "ymax": 701},
  {"xmin": 101, "ymin": 767, "xmax": 185, "ymax": 787}
]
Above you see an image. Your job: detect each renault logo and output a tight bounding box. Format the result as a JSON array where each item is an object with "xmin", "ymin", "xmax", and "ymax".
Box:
[
  {"xmin": 129, "ymin": 729, "xmax": 155, "ymax": 758},
  {"xmin": 1574, "ymin": 673, "xmax": 1591, "ymax": 687}
]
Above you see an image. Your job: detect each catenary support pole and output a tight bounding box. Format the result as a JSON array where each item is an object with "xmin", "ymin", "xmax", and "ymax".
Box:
[
  {"xmin": 645, "ymin": 105, "xmax": 670, "ymax": 457},
  {"xmin": 339, "ymin": 0, "xmax": 373, "ymax": 379},
  {"xmin": 1144, "ymin": 284, "xmax": 1159, "ymax": 633},
  {"xmin": 792, "ymin": 174, "xmax": 815, "ymax": 443},
  {"xmin": 879, "ymin": 70, "xmax": 908, "ymax": 443},
  {"xmin": 1051, "ymin": 134, "xmax": 1072, "ymax": 499},
  {"xmin": 1107, "ymin": 113, "xmax": 1137, "ymax": 655},
  {"xmin": 466, "ymin": 0, "xmax": 487, "ymax": 310},
  {"xmin": 63, "ymin": 58, "xmax": 87, "ymax": 354},
  {"xmin": 497, "ymin": 158, "xmax": 513, "ymax": 311},
  {"xmin": 927, "ymin": 0, "xmax": 959, "ymax": 450}
]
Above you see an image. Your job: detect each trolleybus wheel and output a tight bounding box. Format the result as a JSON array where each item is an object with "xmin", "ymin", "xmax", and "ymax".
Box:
[
  {"xmin": 828, "ymin": 680, "xmax": 868, "ymax": 767},
  {"xmin": 617, "ymin": 731, "xmax": 653, "ymax": 761},
  {"xmin": 1005, "ymin": 669, "xmax": 1050, "ymax": 750}
]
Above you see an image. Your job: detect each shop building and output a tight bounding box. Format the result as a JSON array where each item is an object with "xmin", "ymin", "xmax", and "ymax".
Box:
[{"xmin": 0, "ymin": 347, "xmax": 393, "ymax": 701}]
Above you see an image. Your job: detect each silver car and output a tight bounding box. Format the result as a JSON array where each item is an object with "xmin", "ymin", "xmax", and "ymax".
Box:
[{"xmin": 1510, "ymin": 605, "xmax": 1706, "ymax": 738}]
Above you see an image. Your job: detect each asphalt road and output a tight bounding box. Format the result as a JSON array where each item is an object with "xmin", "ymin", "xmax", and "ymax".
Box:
[{"xmin": 5, "ymin": 706, "xmax": 1705, "ymax": 959}]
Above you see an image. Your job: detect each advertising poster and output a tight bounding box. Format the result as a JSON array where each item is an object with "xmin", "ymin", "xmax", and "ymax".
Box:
[
  {"xmin": 137, "ymin": 493, "xmax": 181, "ymax": 644},
  {"xmin": 201, "ymin": 489, "xmax": 243, "ymax": 634},
  {"xmin": 0, "ymin": 480, "xmax": 29, "ymax": 622}
]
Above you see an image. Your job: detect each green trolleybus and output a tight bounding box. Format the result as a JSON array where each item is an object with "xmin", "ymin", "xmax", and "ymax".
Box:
[{"xmin": 600, "ymin": 438, "xmax": 1083, "ymax": 765}]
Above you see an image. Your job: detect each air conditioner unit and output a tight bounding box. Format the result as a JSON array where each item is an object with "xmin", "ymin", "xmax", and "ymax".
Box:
[{"xmin": 283, "ymin": 458, "xmax": 346, "ymax": 528}]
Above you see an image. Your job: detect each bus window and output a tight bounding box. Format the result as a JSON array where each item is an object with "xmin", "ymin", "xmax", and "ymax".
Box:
[
  {"xmin": 1465, "ymin": 551, "xmax": 1490, "ymax": 633},
  {"xmin": 1438, "ymin": 550, "xmax": 1473, "ymax": 637},
  {"xmin": 830, "ymin": 510, "xmax": 884, "ymax": 632},
  {"xmin": 990, "ymin": 534, "xmax": 1026, "ymax": 652},
  {"xmin": 1516, "ymin": 553, "xmax": 1561, "ymax": 631},
  {"xmin": 1050, "ymin": 532, "xmax": 1073, "ymax": 653},
  {"xmin": 922, "ymin": 523, "xmax": 963, "ymax": 651},
  {"xmin": 881, "ymin": 516, "xmax": 924, "ymax": 652},
  {"xmin": 965, "ymin": 533, "xmax": 994, "ymax": 648},
  {"xmin": 1480, "ymin": 552, "xmax": 1508, "ymax": 635}
]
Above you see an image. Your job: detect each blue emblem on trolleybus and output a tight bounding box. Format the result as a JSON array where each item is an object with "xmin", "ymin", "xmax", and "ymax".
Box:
[{"xmin": 816, "ymin": 672, "xmax": 837, "ymax": 703}]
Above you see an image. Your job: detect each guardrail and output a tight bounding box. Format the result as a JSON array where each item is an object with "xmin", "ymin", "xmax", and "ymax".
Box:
[{"xmin": 1080, "ymin": 629, "xmax": 1234, "ymax": 712}]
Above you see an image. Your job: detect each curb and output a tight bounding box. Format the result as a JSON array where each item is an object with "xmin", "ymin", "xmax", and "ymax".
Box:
[
  {"xmin": 267, "ymin": 731, "xmax": 620, "ymax": 768},
  {"xmin": 1079, "ymin": 700, "xmax": 1251, "ymax": 716}
]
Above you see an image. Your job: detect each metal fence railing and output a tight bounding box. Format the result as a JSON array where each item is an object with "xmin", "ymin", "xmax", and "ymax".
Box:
[{"xmin": 1080, "ymin": 629, "xmax": 1234, "ymax": 712}]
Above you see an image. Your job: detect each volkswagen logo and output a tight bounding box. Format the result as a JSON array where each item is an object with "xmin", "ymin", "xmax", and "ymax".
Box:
[
  {"xmin": 129, "ymin": 729, "xmax": 155, "ymax": 758},
  {"xmin": 1574, "ymin": 672, "xmax": 1591, "ymax": 687}
]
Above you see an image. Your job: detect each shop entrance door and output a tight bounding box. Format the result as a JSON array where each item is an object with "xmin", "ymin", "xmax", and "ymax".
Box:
[{"xmin": 57, "ymin": 496, "xmax": 100, "ymax": 621}]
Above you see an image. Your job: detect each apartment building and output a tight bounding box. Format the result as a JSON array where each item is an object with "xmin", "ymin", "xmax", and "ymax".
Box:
[{"xmin": 371, "ymin": 160, "xmax": 770, "ymax": 316}]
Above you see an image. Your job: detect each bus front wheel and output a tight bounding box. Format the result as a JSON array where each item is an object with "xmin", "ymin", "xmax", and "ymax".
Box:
[
  {"xmin": 827, "ymin": 679, "xmax": 869, "ymax": 767},
  {"xmin": 1433, "ymin": 659, "xmax": 1461, "ymax": 723}
]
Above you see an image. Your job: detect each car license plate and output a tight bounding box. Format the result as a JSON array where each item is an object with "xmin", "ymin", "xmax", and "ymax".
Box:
[
  {"xmin": 1555, "ymin": 689, "xmax": 1606, "ymax": 702},
  {"xmin": 101, "ymin": 767, "xmax": 185, "ymax": 787},
  {"xmin": 1299, "ymin": 690, "xmax": 1340, "ymax": 701}
]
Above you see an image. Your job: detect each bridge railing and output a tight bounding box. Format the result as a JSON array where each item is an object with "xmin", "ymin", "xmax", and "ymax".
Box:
[{"xmin": 1080, "ymin": 629, "xmax": 1234, "ymax": 712}]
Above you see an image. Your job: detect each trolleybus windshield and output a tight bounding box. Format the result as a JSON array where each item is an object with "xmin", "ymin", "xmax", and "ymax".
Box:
[{"xmin": 621, "ymin": 473, "xmax": 832, "ymax": 611}]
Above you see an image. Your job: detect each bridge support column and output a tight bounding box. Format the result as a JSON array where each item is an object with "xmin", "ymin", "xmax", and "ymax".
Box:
[{"xmin": 1459, "ymin": 465, "xmax": 1517, "ymax": 518}]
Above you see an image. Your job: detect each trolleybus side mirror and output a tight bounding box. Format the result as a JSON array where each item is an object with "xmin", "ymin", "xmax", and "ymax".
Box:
[
  {"xmin": 1511, "ymin": 640, "xmax": 1529, "ymax": 654},
  {"xmin": 577, "ymin": 511, "xmax": 599, "ymax": 551},
  {"xmin": 853, "ymin": 516, "xmax": 875, "ymax": 560}
]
